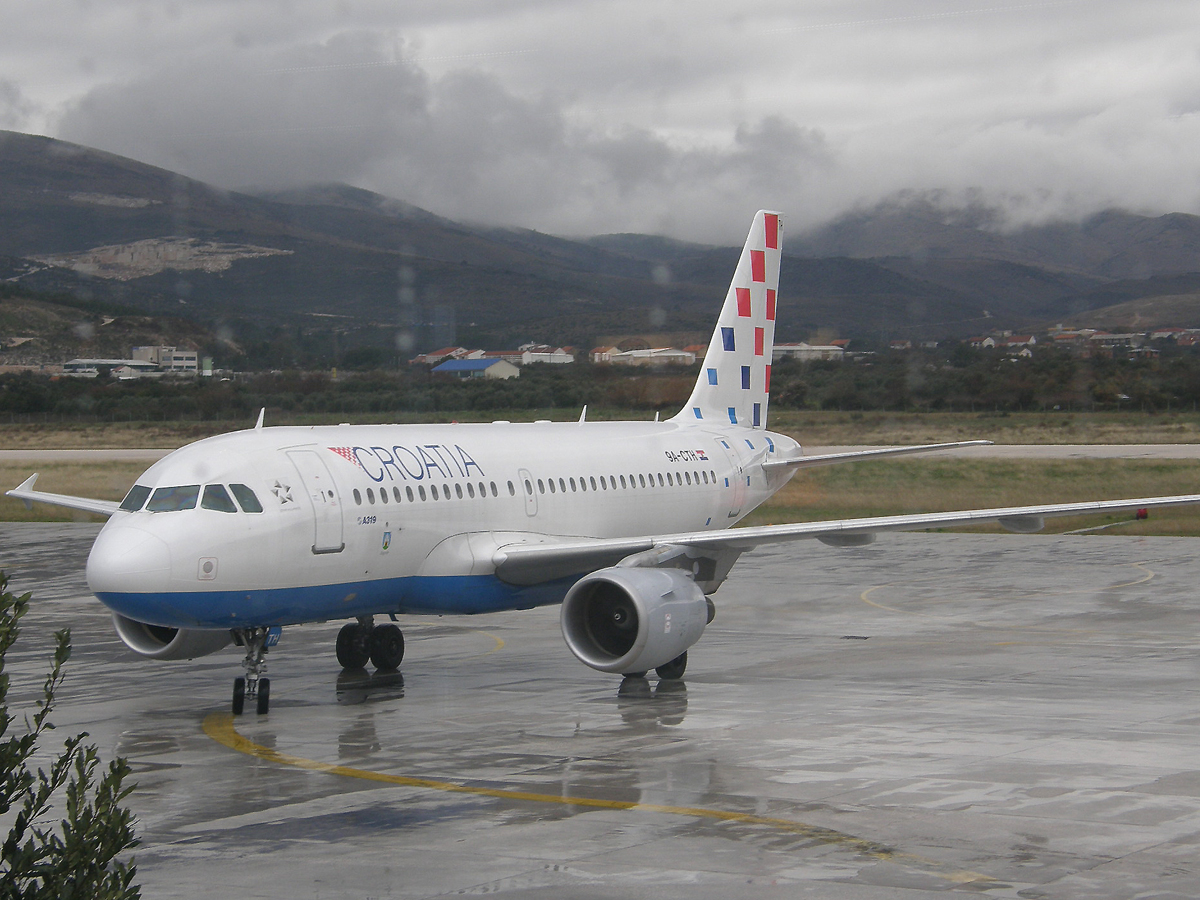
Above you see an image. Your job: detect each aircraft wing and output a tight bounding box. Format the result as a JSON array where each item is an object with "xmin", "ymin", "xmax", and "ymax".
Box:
[
  {"xmin": 5, "ymin": 474, "xmax": 121, "ymax": 517},
  {"xmin": 762, "ymin": 440, "xmax": 992, "ymax": 471},
  {"xmin": 492, "ymin": 492, "xmax": 1200, "ymax": 585}
]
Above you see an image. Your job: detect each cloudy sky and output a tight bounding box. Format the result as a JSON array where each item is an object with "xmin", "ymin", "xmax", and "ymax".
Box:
[{"xmin": 2, "ymin": 0, "xmax": 1198, "ymax": 242}]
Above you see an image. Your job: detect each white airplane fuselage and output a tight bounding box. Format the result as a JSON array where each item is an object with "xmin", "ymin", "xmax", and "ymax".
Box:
[{"xmin": 88, "ymin": 420, "xmax": 800, "ymax": 629}]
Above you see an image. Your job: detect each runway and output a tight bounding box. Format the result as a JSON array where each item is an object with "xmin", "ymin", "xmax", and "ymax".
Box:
[{"xmin": 3, "ymin": 523, "xmax": 1200, "ymax": 898}]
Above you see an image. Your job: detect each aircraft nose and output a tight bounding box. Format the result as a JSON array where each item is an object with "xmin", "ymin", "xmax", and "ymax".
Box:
[{"xmin": 87, "ymin": 524, "xmax": 172, "ymax": 594}]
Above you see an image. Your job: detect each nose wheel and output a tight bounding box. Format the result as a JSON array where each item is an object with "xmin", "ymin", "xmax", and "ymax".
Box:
[{"xmin": 231, "ymin": 627, "xmax": 272, "ymax": 715}]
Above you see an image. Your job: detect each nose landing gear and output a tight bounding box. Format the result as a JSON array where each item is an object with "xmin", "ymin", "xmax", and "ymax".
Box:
[{"xmin": 231, "ymin": 627, "xmax": 273, "ymax": 715}]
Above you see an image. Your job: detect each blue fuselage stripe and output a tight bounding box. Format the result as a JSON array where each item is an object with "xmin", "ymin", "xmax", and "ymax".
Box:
[{"xmin": 97, "ymin": 574, "xmax": 580, "ymax": 629}]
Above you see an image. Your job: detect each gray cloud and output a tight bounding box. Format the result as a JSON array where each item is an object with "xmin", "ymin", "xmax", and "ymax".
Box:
[
  {"xmin": 0, "ymin": 80, "xmax": 36, "ymax": 129},
  {"xmin": 7, "ymin": 1, "xmax": 1197, "ymax": 241}
]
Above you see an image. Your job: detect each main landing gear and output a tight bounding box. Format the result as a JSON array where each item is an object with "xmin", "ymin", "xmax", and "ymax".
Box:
[
  {"xmin": 231, "ymin": 627, "xmax": 273, "ymax": 715},
  {"xmin": 336, "ymin": 616, "xmax": 405, "ymax": 671}
]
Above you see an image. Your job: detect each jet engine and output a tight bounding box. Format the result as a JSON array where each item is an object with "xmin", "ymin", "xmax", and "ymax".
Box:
[
  {"xmin": 112, "ymin": 614, "xmax": 233, "ymax": 660},
  {"xmin": 561, "ymin": 567, "xmax": 708, "ymax": 675}
]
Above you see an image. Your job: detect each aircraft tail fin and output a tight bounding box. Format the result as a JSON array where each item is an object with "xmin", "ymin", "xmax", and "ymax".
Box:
[{"xmin": 672, "ymin": 210, "xmax": 782, "ymax": 429}]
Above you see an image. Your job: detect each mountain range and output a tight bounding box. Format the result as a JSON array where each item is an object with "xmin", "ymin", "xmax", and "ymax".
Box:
[{"xmin": 4, "ymin": 129, "xmax": 1200, "ymax": 362}]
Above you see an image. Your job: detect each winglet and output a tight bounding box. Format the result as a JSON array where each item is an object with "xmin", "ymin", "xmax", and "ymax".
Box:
[
  {"xmin": 255, "ymin": 408, "xmax": 265, "ymax": 430},
  {"xmin": 11, "ymin": 473, "xmax": 38, "ymax": 510},
  {"xmin": 578, "ymin": 405, "xmax": 587, "ymax": 425}
]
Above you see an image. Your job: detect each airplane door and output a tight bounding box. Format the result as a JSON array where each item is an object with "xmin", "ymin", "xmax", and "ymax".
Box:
[
  {"xmin": 715, "ymin": 439, "xmax": 746, "ymax": 519},
  {"xmin": 287, "ymin": 450, "xmax": 345, "ymax": 554},
  {"xmin": 518, "ymin": 468, "xmax": 538, "ymax": 516}
]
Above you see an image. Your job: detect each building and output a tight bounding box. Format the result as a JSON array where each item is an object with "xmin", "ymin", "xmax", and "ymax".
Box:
[
  {"xmin": 605, "ymin": 347, "xmax": 697, "ymax": 366},
  {"xmin": 772, "ymin": 342, "xmax": 845, "ymax": 362},
  {"xmin": 411, "ymin": 346, "xmax": 471, "ymax": 365},
  {"xmin": 62, "ymin": 358, "xmax": 161, "ymax": 378},
  {"xmin": 519, "ymin": 345, "xmax": 575, "ymax": 365},
  {"xmin": 431, "ymin": 358, "xmax": 520, "ymax": 380},
  {"xmin": 132, "ymin": 345, "xmax": 199, "ymax": 373}
]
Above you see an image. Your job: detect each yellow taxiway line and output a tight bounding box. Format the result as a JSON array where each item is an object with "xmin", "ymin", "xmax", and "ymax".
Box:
[{"xmin": 204, "ymin": 710, "xmax": 998, "ymax": 886}]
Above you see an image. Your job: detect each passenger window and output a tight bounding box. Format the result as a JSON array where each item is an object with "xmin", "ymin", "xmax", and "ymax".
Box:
[
  {"xmin": 353, "ymin": 489, "xmax": 362, "ymax": 505},
  {"xmin": 548, "ymin": 479, "xmax": 556, "ymax": 494},
  {"xmin": 406, "ymin": 486, "xmax": 415, "ymax": 502},
  {"xmin": 467, "ymin": 483, "xmax": 475, "ymax": 498},
  {"xmin": 620, "ymin": 475, "xmax": 627, "ymax": 489},
  {"xmin": 666, "ymin": 473, "xmax": 674, "ymax": 486},
  {"xmin": 431, "ymin": 485, "xmax": 439, "ymax": 500},
  {"xmin": 570, "ymin": 478, "xmax": 577, "ymax": 491},
  {"xmin": 538, "ymin": 479, "xmax": 545, "ymax": 494},
  {"xmin": 559, "ymin": 478, "xmax": 566, "ymax": 492},
  {"xmin": 638, "ymin": 474, "xmax": 646, "ymax": 488},
  {"xmin": 230, "ymin": 483, "xmax": 263, "ymax": 513},
  {"xmin": 393, "ymin": 487, "xmax": 402, "ymax": 502},
  {"xmin": 380, "ymin": 488, "xmax": 389, "ymax": 503},
  {"xmin": 590, "ymin": 476, "xmax": 597, "ymax": 491},
  {"xmin": 685, "ymin": 472, "xmax": 692, "ymax": 485},
  {"xmin": 508, "ymin": 481, "xmax": 515, "ymax": 496},
  {"xmin": 579, "ymin": 477, "xmax": 587, "ymax": 492},
  {"xmin": 147, "ymin": 485, "xmax": 200, "ymax": 512},
  {"xmin": 119, "ymin": 484, "xmax": 151, "ymax": 512},
  {"xmin": 657, "ymin": 473, "xmax": 664, "ymax": 486},
  {"xmin": 489, "ymin": 482, "xmax": 497, "ymax": 497},
  {"xmin": 525, "ymin": 480, "xmax": 533, "ymax": 495},
  {"xmin": 201, "ymin": 484, "xmax": 238, "ymax": 512},
  {"xmin": 419, "ymin": 485, "xmax": 427, "ymax": 501},
  {"xmin": 456, "ymin": 483, "xmax": 464, "ymax": 499}
]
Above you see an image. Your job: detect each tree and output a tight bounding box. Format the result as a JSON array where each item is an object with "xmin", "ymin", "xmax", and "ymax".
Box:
[{"xmin": 0, "ymin": 572, "xmax": 140, "ymax": 899}]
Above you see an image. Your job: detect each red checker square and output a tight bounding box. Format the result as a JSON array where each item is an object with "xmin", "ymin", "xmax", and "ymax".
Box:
[
  {"xmin": 765, "ymin": 214, "xmax": 779, "ymax": 249},
  {"xmin": 764, "ymin": 365, "xmax": 772, "ymax": 393},
  {"xmin": 751, "ymin": 250, "xmax": 765, "ymax": 282},
  {"xmin": 736, "ymin": 287, "xmax": 751, "ymax": 317},
  {"xmin": 766, "ymin": 289, "xmax": 776, "ymax": 321},
  {"xmin": 754, "ymin": 327, "xmax": 764, "ymax": 356}
]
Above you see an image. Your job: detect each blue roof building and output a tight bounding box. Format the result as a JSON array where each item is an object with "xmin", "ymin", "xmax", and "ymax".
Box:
[{"xmin": 431, "ymin": 358, "xmax": 520, "ymax": 380}]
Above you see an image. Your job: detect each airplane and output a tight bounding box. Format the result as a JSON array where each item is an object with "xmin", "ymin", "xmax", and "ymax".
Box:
[{"xmin": 9, "ymin": 210, "xmax": 1200, "ymax": 716}]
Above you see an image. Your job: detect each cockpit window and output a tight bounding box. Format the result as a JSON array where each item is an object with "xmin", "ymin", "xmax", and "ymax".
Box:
[
  {"xmin": 119, "ymin": 484, "xmax": 151, "ymax": 512},
  {"xmin": 146, "ymin": 485, "xmax": 200, "ymax": 512},
  {"xmin": 201, "ymin": 484, "xmax": 238, "ymax": 513},
  {"xmin": 230, "ymin": 483, "xmax": 263, "ymax": 513}
]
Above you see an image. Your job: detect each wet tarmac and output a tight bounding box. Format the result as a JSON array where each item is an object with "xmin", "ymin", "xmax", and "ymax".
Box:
[{"xmin": 3, "ymin": 522, "xmax": 1200, "ymax": 898}]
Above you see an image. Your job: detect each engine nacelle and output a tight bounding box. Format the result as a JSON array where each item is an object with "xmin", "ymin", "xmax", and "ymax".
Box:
[
  {"xmin": 561, "ymin": 567, "xmax": 708, "ymax": 675},
  {"xmin": 112, "ymin": 614, "xmax": 233, "ymax": 660}
]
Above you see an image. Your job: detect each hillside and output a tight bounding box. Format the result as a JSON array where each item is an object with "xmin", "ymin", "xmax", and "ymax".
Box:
[
  {"xmin": 0, "ymin": 287, "xmax": 213, "ymax": 366},
  {"xmin": 5, "ymin": 130, "xmax": 1200, "ymax": 359}
]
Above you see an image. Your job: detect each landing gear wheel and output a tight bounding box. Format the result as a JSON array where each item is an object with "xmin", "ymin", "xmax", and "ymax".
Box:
[
  {"xmin": 232, "ymin": 627, "xmax": 273, "ymax": 716},
  {"xmin": 369, "ymin": 624, "xmax": 405, "ymax": 670},
  {"xmin": 655, "ymin": 651, "xmax": 688, "ymax": 681},
  {"xmin": 336, "ymin": 623, "xmax": 372, "ymax": 669},
  {"xmin": 232, "ymin": 676, "xmax": 246, "ymax": 715}
]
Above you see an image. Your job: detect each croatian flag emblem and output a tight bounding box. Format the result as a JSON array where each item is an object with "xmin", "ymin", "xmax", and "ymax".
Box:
[{"xmin": 328, "ymin": 447, "xmax": 361, "ymax": 467}]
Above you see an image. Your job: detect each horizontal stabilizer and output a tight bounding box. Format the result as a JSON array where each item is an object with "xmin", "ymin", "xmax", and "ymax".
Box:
[{"xmin": 762, "ymin": 440, "xmax": 992, "ymax": 471}]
